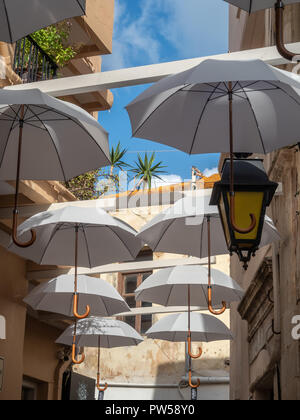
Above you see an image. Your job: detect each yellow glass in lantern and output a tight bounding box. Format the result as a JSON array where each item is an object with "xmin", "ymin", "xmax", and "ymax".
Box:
[{"xmin": 227, "ymin": 191, "xmax": 264, "ymax": 241}]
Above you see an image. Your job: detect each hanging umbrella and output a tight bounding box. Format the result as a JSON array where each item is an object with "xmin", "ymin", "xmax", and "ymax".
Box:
[
  {"xmin": 0, "ymin": 88, "xmax": 110, "ymax": 248},
  {"xmin": 8, "ymin": 205, "xmax": 142, "ymax": 364},
  {"xmin": 137, "ymin": 192, "xmax": 279, "ymax": 315},
  {"xmin": 135, "ymin": 264, "xmax": 243, "ymax": 379},
  {"xmin": 146, "ymin": 312, "xmax": 232, "ymax": 389},
  {"xmin": 223, "ymin": 1, "xmax": 300, "ymax": 61},
  {"xmin": 137, "ymin": 192, "xmax": 280, "ymax": 259},
  {"xmin": 126, "ymin": 58, "xmax": 300, "ymax": 236},
  {"xmin": 0, "ymin": 0, "xmax": 86, "ymax": 44},
  {"xmin": 24, "ymin": 274, "xmax": 130, "ymax": 318},
  {"xmin": 135, "ymin": 265, "xmax": 244, "ymax": 308},
  {"xmin": 56, "ymin": 317, "xmax": 144, "ymax": 393}
]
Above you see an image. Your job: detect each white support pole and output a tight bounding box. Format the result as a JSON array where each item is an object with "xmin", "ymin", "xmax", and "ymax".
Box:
[{"xmin": 4, "ymin": 43, "xmax": 300, "ymax": 97}]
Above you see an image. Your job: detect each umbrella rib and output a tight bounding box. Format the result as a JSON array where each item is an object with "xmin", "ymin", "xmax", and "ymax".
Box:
[
  {"xmin": 153, "ymin": 218, "xmax": 176, "ymax": 251},
  {"xmin": 3, "ymin": 0, "xmax": 12, "ymax": 43},
  {"xmin": 28, "ymin": 106, "xmax": 68, "ymax": 181},
  {"xmin": 237, "ymin": 81, "xmax": 267, "ymax": 154},
  {"xmin": 0, "ymin": 117, "xmax": 18, "ymax": 169},
  {"xmin": 107, "ymin": 226, "xmax": 137, "ymax": 260},
  {"xmin": 76, "ymin": 0, "xmax": 86, "ymax": 14},
  {"xmin": 188, "ymin": 82, "xmax": 222, "ymax": 155},
  {"xmin": 37, "ymin": 224, "xmax": 61, "ymax": 264},
  {"xmin": 26, "ymin": 105, "xmax": 109, "ymax": 166},
  {"xmin": 165, "ymin": 284, "xmax": 174, "ymax": 306},
  {"xmin": 82, "ymin": 226, "xmax": 92, "ymax": 269},
  {"xmin": 266, "ymin": 80, "xmax": 300, "ymax": 108},
  {"xmin": 131, "ymin": 85, "xmax": 187, "ymax": 138}
]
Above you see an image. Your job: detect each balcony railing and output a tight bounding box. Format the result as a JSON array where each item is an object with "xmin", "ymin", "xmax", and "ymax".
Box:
[{"xmin": 13, "ymin": 35, "xmax": 58, "ymax": 83}]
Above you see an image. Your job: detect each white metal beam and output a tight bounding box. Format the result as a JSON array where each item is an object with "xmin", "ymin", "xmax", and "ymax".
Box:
[
  {"xmin": 4, "ymin": 43, "xmax": 300, "ymax": 97},
  {"xmin": 26, "ymin": 256, "xmax": 212, "ymax": 281}
]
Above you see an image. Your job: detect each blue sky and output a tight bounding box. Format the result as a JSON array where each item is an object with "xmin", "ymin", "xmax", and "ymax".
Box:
[{"xmin": 99, "ymin": 0, "xmax": 229, "ymax": 186}]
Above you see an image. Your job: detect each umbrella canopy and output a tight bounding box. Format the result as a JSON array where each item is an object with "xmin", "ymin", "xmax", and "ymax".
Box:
[
  {"xmin": 56, "ymin": 317, "xmax": 144, "ymax": 348},
  {"xmin": 7, "ymin": 206, "xmax": 142, "ymax": 267},
  {"xmin": 126, "ymin": 59, "xmax": 300, "ymax": 154},
  {"xmin": 146, "ymin": 312, "xmax": 233, "ymax": 343},
  {"xmin": 223, "ymin": 0, "xmax": 300, "ymax": 13},
  {"xmin": 24, "ymin": 275, "xmax": 130, "ymax": 317},
  {"xmin": 0, "ymin": 89, "xmax": 110, "ymax": 181},
  {"xmin": 137, "ymin": 192, "xmax": 280, "ymax": 259},
  {"xmin": 0, "ymin": 0, "xmax": 86, "ymax": 43},
  {"xmin": 135, "ymin": 265, "xmax": 244, "ymax": 307}
]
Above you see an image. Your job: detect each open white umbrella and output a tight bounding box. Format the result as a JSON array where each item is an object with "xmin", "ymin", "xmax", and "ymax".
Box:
[
  {"xmin": 223, "ymin": 1, "xmax": 300, "ymax": 61},
  {"xmin": 56, "ymin": 317, "xmax": 143, "ymax": 393},
  {"xmin": 0, "ymin": 0, "xmax": 86, "ymax": 43},
  {"xmin": 24, "ymin": 274, "xmax": 130, "ymax": 318},
  {"xmin": 8, "ymin": 206, "xmax": 142, "ymax": 364},
  {"xmin": 126, "ymin": 58, "xmax": 299, "ymax": 239},
  {"xmin": 137, "ymin": 191, "xmax": 280, "ymax": 259},
  {"xmin": 135, "ymin": 265, "xmax": 244, "ymax": 308},
  {"xmin": 146, "ymin": 312, "xmax": 232, "ymax": 389},
  {"xmin": 0, "ymin": 89, "xmax": 110, "ymax": 248},
  {"xmin": 136, "ymin": 264, "xmax": 243, "ymax": 371},
  {"xmin": 137, "ymin": 191, "xmax": 278, "ymax": 315}
]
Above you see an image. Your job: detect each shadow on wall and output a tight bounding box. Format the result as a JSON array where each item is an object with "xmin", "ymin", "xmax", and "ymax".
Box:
[{"xmin": 98, "ymin": 359, "xmax": 230, "ymax": 401}]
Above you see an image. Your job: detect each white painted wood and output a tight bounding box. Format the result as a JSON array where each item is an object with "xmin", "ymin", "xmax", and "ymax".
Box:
[
  {"xmin": 26, "ymin": 256, "xmax": 214, "ymax": 281},
  {"xmin": 4, "ymin": 43, "xmax": 300, "ymax": 97}
]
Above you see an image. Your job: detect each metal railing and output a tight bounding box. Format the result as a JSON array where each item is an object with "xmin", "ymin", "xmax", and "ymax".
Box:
[{"xmin": 13, "ymin": 35, "xmax": 58, "ymax": 83}]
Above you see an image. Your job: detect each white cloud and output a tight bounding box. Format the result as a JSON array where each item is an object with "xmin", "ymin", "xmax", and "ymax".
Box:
[
  {"xmin": 128, "ymin": 174, "xmax": 183, "ymax": 191},
  {"xmin": 202, "ymin": 167, "xmax": 218, "ymax": 178}
]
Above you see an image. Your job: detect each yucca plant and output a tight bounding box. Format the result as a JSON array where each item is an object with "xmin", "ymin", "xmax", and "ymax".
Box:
[
  {"xmin": 110, "ymin": 142, "xmax": 130, "ymax": 176},
  {"xmin": 130, "ymin": 153, "xmax": 167, "ymax": 191}
]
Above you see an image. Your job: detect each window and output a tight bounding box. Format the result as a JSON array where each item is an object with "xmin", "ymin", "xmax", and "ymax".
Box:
[{"xmin": 118, "ymin": 271, "xmax": 153, "ymax": 335}]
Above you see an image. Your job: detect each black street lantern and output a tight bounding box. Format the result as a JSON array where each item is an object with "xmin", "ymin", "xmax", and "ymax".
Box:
[{"xmin": 210, "ymin": 159, "xmax": 278, "ymax": 270}]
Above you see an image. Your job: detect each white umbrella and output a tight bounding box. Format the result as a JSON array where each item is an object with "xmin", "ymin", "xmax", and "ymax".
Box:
[
  {"xmin": 137, "ymin": 192, "xmax": 280, "ymax": 259},
  {"xmin": 146, "ymin": 312, "xmax": 232, "ymax": 389},
  {"xmin": 0, "ymin": 0, "xmax": 86, "ymax": 43},
  {"xmin": 146, "ymin": 312, "xmax": 233, "ymax": 343},
  {"xmin": 7, "ymin": 206, "xmax": 142, "ymax": 321},
  {"xmin": 223, "ymin": 1, "xmax": 300, "ymax": 61},
  {"xmin": 126, "ymin": 59, "xmax": 300, "ymax": 155},
  {"xmin": 223, "ymin": 0, "xmax": 299, "ymax": 12},
  {"xmin": 126, "ymin": 58, "xmax": 299, "ymax": 240},
  {"xmin": 135, "ymin": 265, "xmax": 244, "ymax": 308},
  {"xmin": 56, "ymin": 317, "xmax": 143, "ymax": 392},
  {"xmin": 24, "ymin": 274, "xmax": 130, "ymax": 318},
  {"xmin": 136, "ymin": 264, "xmax": 243, "ymax": 370},
  {"xmin": 137, "ymin": 192, "xmax": 278, "ymax": 315},
  {"xmin": 0, "ymin": 89, "xmax": 110, "ymax": 248}
]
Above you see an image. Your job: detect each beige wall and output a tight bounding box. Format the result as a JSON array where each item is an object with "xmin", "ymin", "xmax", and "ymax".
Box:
[{"xmin": 0, "ymin": 246, "xmax": 27, "ymax": 400}]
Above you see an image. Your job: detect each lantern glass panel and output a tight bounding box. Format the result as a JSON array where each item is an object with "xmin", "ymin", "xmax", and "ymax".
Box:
[{"xmin": 228, "ymin": 191, "xmax": 264, "ymax": 241}]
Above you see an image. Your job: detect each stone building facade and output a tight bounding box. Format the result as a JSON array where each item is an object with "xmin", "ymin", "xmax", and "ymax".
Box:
[{"xmin": 228, "ymin": 3, "xmax": 300, "ymax": 401}]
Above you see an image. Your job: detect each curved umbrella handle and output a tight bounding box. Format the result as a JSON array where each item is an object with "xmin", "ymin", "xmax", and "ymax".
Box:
[
  {"xmin": 208, "ymin": 286, "xmax": 227, "ymax": 316},
  {"xmin": 12, "ymin": 210, "xmax": 36, "ymax": 248},
  {"xmin": 189, "ymin": 370, "xmax": 200, "ymax": 389},
  {"xmin": 187, "ymin": 334, "xmax": 202, "ymax": 360},
  {"xmin": 72, "ymin": 343, "xmax": 85, "ymax": 365},
  {"xmin": 275, "ymin": 1, "xmax": 298, "ymax": 62},
  {"xmin": 230, "ymin": 194, "xmax": 256, "ymax": 235},
  {"xmin": 73, "ymin": 293, "xmax": 90, "ymax": 320},
  {"xmin": 97, "ymin": 373, "xmax": 108, "ymax": 392}
]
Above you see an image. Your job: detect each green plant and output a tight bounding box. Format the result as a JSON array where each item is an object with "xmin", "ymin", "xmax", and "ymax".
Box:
[
  {"xmin": 30, "ymin": 21, "xmax": 78, "ymax": 67},
  {"xmin": 130, "ymin": 153, "xmax": 167, "ymax": 190},
  {"xmin": 110, "ymin": 142, "xmax": 130, "ymax": 176}
]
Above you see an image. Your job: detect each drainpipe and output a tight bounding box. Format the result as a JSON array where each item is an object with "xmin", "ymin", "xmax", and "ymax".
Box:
[{"xmin": 269, "ymin": 242, "xmax": 282, "ymax": 400}]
